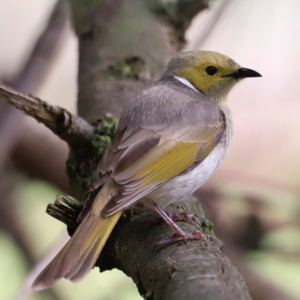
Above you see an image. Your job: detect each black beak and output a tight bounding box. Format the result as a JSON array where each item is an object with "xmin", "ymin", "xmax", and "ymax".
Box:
[{"xmin": 223, "ymin": 68, "xmax": 262, "ymax": 79}]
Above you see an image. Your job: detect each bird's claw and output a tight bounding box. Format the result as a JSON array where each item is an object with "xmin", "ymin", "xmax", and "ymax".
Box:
[{"xmin": 153, "ymin": 230, "xmax": 209, "ymax": 252}]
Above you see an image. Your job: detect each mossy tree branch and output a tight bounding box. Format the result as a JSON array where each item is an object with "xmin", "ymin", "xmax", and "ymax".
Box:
[
  {"xmin": 0, "ymin": 82, "xmax": 118, "ymax": 199},
  {"xmin": 0, "ymin": 82, "xmax": 94, "ymax": 148},
  {"xmin": 48, "ymin": 194, "xmax": 251, "ymax": 300}
]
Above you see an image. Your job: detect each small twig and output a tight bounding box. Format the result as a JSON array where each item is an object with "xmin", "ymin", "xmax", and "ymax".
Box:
[
  {"xmin": 0, "ymin": 82, "xmax": 94, "ymax": 148},
  {"xmin": 0, "ymin": 0, "xmax": 71, "ymax": 171},
  {"xmin": 47, "ymin": 195, "xmax": 82, "ymax": 231}
]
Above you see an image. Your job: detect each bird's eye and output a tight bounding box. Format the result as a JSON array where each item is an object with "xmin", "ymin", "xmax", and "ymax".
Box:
[{"xmin": 205, "ymin": 66, "xmax": 217, "ymax": 76}]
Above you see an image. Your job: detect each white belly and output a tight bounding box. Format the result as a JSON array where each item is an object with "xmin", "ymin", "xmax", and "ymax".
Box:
[{"xmin": 147, "ymin": 142, "xmax": 228, "ymax": 208}]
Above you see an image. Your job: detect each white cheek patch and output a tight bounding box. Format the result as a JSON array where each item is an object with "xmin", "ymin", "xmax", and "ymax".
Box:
[{"xmin": 174, "ymin": 76, "xmax": 199, "ymax": 93}]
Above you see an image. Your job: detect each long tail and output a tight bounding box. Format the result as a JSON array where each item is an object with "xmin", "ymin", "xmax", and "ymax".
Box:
[{"xmin": 32, "ymin": 209, "xmax": 122, "ymax": 290}]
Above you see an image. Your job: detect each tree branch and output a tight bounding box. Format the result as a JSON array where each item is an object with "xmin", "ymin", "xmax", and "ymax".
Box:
[
  {"xmin": 0, "ymin": 0, "xmax": 72, "ymax": 189},
  {"xmin": 48, "ymin": 194, "xmax": 251, "ymax": 300},
  {"xmin": 0, "ymin": 82, "xmax": 94, "ymax": 148},
  {"xmin": 0, "ymin": 3, "xmax": 71, "ymax": 300},
  {"xmin": 104, "ymin": 208, "xmax": 250, "ymax": 300}
]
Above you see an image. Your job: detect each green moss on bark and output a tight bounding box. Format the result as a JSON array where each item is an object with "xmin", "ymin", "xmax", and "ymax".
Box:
[
  {"xmin": 106, "ymin": 56, "xmax": 147, "ymax": 80},
  {"xmin": 66, "ymin": 116, "xmax": 118, "ymax": 199}
]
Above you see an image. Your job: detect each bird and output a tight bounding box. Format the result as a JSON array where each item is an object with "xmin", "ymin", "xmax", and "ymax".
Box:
[{"xmin": 32, "ymin": 50, "xmax": 261, "ymax": 290}]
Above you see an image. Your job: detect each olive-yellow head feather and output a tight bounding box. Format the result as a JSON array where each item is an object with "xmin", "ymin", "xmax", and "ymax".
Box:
[{"xmin": 166, "ymin": 50, "xmax": 261, "ymax": 102}]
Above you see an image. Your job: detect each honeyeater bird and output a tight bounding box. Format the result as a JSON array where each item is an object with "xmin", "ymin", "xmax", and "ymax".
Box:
[{"xmin": 32, "ymin": 50, "xmax": 261, "ymax": 290}]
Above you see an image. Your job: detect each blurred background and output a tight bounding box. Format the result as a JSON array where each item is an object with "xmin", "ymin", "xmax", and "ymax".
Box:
[{"xmin": 0, "ymin": 0, "xmax": 300, "ymax": 299}]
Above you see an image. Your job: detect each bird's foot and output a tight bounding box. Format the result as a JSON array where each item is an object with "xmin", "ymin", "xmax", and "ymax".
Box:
[
  {"xmin": 166, "ymin": 211, "xmax": 201, "ymax": 226},
  {"xmin": 153, "ymin": 230, "xmax": 208, "ymax": 251},
  {"xmin": 149, "ymin": 203, "xmax": 210, "ymax": 251}
]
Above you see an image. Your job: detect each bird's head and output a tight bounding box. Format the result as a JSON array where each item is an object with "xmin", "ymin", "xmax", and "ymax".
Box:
[{"xmin": 166, "ymin": 50, "xmax": 261, "ymax": 102}]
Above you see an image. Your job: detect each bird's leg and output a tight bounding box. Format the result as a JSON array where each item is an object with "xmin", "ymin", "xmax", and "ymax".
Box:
[{"xmin": 150, "ymin": 203, "xmax": 207, "ymax": 251}]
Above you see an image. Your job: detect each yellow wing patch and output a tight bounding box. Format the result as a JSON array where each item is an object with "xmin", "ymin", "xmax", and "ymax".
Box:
[{"xmin": 133, "ymin": 142, "xmax": 199, "ymax": 187}]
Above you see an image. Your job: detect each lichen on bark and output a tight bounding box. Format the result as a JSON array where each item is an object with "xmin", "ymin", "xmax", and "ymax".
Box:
[{"xmin": 66, "ymin": 115, "xmax": 118, "ymax": 199}]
